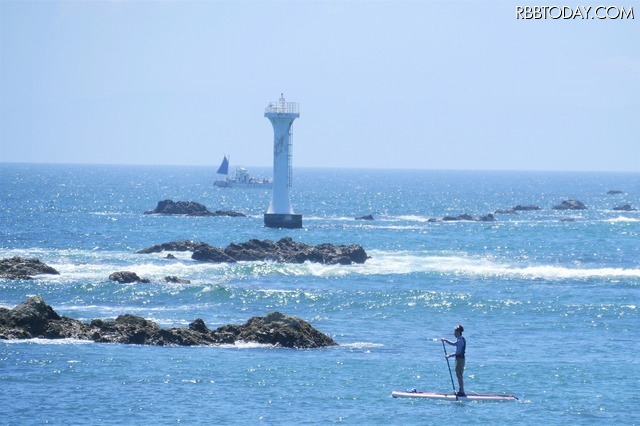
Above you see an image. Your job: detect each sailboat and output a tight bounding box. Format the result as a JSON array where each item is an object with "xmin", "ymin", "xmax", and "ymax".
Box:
[{"xmin": 213, "ymin": 155, "xmax": 272, "ymax": 188}]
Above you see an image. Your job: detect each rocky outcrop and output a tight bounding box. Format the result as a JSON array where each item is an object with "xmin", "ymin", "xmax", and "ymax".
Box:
[
  {"xmin": 0, "ymin": 256, "xmax": 60, "ymax": 280},
  {"xmin": 136, "ymin": 240, "xmax": 210, "ymax": 254},
  {"xmin": 553, "ymin": 199, "xmax": 587, "ymax": 210},
  {"xmin": 607, "ymin": 190, "xmax": 624, "ymax": 195},
  {"xmin": 495, "ymin": 205, "xmax": 540, "ymax": 215},
  {"xmin": 434, "ymin": 213, "xmax": 495, "ymax": 222},
  {"xmin": 192, "ymin": 245, "xmax": 237, "ymax": 263},
  {"xmin": 513, "ymin": 205, "xmax": 540, "ymax": 211},
  {"xmin": 144, "ymin": 200, "xmax": 246, "ymax": 217},
  {"xmin": 0, "ymin": 296, "xmax": 337, "ymax": 349},
  {"xmin": 163, "ymin": 276, "xmax": 191, "ymax": 284},
  {"xmin": 355, "ymin": 215, "xmax": 374, "ymax": 220},
  {"xmin": 613, "ymin": 204, "xmax": 636, "ymax": 211},
  {"xmin": 108, "ymin": 271, "xmax": 150, "ymax": 283},
  {"xmin": 139, "ymin": 237, "xmax": 369, "ymax": 265},
  {"xmin": 214, "ymin": 311, "xmax": 337, "ymax": 349}
]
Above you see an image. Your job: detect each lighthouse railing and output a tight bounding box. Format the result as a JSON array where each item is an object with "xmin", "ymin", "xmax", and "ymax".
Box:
[{"xmin": 265, "ymin": 102, "xmax": 299, "ymax": 114}]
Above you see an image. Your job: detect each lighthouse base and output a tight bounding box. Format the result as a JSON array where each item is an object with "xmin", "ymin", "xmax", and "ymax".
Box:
[{"xmin": 264, "ymin": 213, "xmax": 303, "ymax": 229}]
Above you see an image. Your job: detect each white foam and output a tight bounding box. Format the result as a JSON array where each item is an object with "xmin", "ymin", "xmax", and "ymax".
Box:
[
  {"xmin": 606, "ymin": 216, "xmax": 639, "ymax": 223},
  {"xmin": 396, "ymin": 215, "xmax": 433, "ymax": 223},
  {"xmin": 1, "ymin": 338, "xmax": 94, "ymax": 345},
  {"xmin": 3, "ymin": 247, "xmax": 638, "ymax": 283},
  {"xmin": 341, "ymin": 342, "xmax": 384, "ymax": 349},
  {"xmin": 361, "ymin": 250, "xmax": 640, "ymax": 280},
  {"xmin": 219, "ymin": 341, "xmax": 276, "ymax": 349}
]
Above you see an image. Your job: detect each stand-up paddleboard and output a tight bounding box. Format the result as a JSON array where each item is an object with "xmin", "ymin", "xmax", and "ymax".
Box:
[{"xmin": 392, "ymin": 390, "xmax": 518, "ymax": 402}]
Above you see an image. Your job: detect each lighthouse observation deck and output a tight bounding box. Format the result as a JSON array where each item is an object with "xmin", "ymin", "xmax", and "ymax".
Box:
[{"xmin": 265, "ymin": 95, "xmax": 299, "ymax": 116}]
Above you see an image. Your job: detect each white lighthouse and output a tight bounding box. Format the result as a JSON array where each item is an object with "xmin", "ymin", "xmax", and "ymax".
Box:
[{"xmin": 264, "ymin": 94, "xmax": 302, "ymax": 229}]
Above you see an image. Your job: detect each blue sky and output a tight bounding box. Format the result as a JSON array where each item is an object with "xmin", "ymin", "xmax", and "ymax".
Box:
[{"xmin": 1, "ymin": 0, "xmax": 638, "ymax": 171}]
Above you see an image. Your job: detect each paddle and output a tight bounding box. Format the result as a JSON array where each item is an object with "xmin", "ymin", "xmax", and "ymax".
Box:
[{"xmin": 442, "ymin": 340, "xmax": 458, "ymax": 400}]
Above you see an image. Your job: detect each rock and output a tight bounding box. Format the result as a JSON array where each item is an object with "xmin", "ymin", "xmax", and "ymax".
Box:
[
  {"xmin": 136, "ymin": 240, "xmax": 209, "ymax": 254},
  {"xmin": 0, "ymin": 295, "xmax": 61, "ymax": 336},
  {"xmin": 495, "ymin": 205, "xmax": 539, "ymax": 214},
  {"xmin": 613, "ymin": 204, "xmax": 636, "ymax": 211},
  {"xmin": 163, "ymin": 276, "xmax": 191, "ymax": 284},
  {"xmin": 441, "ymin": 213, "xmax": 494, "ymax": 222},
  {"xmin": 140, "ymin": 237, "xmax": 369, "ymax": 265},
  {"xmin": 165, "ymin": 253, "xmax": 176, "ymax": 259},
  {"xmin": 216, "ymin": 311, "xmax": 338, "ymax": 348},
  {"xmin": 355, "ymin": 215, "xmax": 374, "ymax": 220},
  {"xmin": 553, "ymin": 199, "xmax": 587, "ymax": 210},
  {"xmin": 108, "ymin": 271, "xmax": 150, "ymax": 283},
  {"xmin": 0, "ymin": 297, "xmax": 337, "ymax": 349},
  {"xmin": 513, "ymin": 205, "xmax": 540, "ymax": 211},
  {"xmin": 192, "ymin": 245, "xmax": 237, "ymax": 263},
  {"xmin": 0, "ymin": 256, "xmax": 60, "ymax": 280},
  {"xmin": 477, "ymin": 213, "xmax": 496, "ymax": 222},
  {"xmin": 144, "ymin": 200, "xmax": 246, "ymax": 217},
  {"xmin": 494, "ymin": 209, "xmax": 518, "ymax": 215},
  {"xmin": 145, "ymin": 200, "xmax": 210, "ymax": 215},
  {"xmin": 561, "ymin": 218, "xmax": 577, "ymax": 222},
  {"xmin": 189, "ymin": 318, "xmax": 209, "ymax": 334},
  {"xmin": 607, "ymin": 190, "xmax": 624, "ymax": 195},
  {"xmin": 212, "ymin": 210, "xmax": 246, "ymax": 217}
]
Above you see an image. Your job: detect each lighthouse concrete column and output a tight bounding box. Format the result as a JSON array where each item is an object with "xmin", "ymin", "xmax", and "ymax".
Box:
[{"xmin": 264, "ymin": 94, "xmax": 301, "ymax": 229}]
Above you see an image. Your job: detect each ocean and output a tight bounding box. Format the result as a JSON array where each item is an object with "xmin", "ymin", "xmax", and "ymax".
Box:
[{"xmin": 1, "ymin": 163, "xmax": 638, "ymax": 425}]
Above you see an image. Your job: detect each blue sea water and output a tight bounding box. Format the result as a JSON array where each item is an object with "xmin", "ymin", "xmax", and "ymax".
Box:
[{"xmin": 0, "ymin": 163, "xmax": 638, "ymax": 425}]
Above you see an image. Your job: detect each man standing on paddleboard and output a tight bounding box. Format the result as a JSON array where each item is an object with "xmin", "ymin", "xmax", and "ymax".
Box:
[{"xmin": 442, "ymin": 324, "xmax": 466, "ymax": 396}]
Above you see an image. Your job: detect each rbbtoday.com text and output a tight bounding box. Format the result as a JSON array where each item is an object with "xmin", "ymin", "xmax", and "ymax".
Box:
[{"xmin": 516, "ymin": 5, "xmax": 635, "ymax": 19}]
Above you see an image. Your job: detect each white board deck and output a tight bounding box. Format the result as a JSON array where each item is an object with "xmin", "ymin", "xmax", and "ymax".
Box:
[{"xmin": 392, "ymin": 390, "xmax": 518, "ymax": 402}]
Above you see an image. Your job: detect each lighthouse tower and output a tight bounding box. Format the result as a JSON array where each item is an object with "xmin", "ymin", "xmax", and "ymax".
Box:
[{"xmin": 264, "ymin": 94, "xmax": 302, "ymax": 229}]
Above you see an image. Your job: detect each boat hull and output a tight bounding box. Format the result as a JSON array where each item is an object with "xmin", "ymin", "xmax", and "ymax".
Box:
[{"xmin": 214, "ymin": 180, "xmax": 272, "ymax": 189}]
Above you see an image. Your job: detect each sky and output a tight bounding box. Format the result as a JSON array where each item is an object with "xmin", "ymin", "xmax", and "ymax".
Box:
[{"xmin": 0, "ymin": 0, "xmax": 638, "ymax": 172}]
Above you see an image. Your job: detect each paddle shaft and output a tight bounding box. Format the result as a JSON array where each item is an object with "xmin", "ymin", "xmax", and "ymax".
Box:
[{"xmin": 442, "ymin": 340, "xmax": 457, "ymax": 398}]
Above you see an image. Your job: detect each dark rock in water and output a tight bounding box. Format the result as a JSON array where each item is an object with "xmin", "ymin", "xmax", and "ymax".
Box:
[
  {"xmin": 215, "ymin": 311, "xmax": 337, "ymax": 348},
  {"xmin": 144, "ymin": 200, "xmax": 246, "ymax": 217},
  {"xmin": 355, "ymin": 215, "xmax": 374, "ymax": 220},
  {"xmin": 0, "ymin": 295, "xmax": 61, "ymax": 336},
  {"xmin": 561, "ymin": 218, "xmax": 577, "ymax": 222},
  {"xmin": 441, "ymin": 213, "xmax": 494, "ymax": 222},
  {"xmin": 163, "ymin": 276, "xmax": 191, "ymax": 284},
  {"xmin": 108, "ymin": 271, "xmax": 150, "ymax": 284},
  {"xmin": 145, "ymin": 200, "xmax": 210, "ymax": 215},
  {"xmin": 607, "ymin": 190, "xmax": 624, "ymax": 195},
  {"xmin": 221, "ymin": 237, "xmax": 368, "ymax": 265},
  {"xmin": 553, "ymin": 199, "xmax": 587, "ymax": 210},
  {"xmin": 0, "ymin": 297, "xmax": 337, "ymax": 349},
  {"xmin": 165, "ymin": 253, "xmax": 177, "ymax": 259},
  {"xmin": 494, "ymin": 209, "xmax": 518, "ymax": 215},
  {"xmin": 192, "ymin": 245, "xmax": 237, "ymax": 263},
  {"xmin": 613, "ymin": 204, "xmax": 636, "ymax": 211},
  {"xmin": 0, "ymin": 256, "xmax": 60, "ymax": 280},
  {"xmin": 213, "ymin": 210, "xmax": 246, "ymax": 217},
  {"xmin": 443, "ymin": 214, "xmax": 474, "ymax": 221},
  {"xmin": 136, "ymin": 240, "xmax": 210, "ymax": 254},
  {"xmin": 513, "ymin": 205, "xmax": 540, "ymax": 211},
  {"xmin": 140, "ymin": 237, "xmax": 369, "ymax": 265},
  {"xmin": 189, "ymin": 318, "xmax": 209, "ymax": 334}
]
